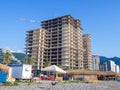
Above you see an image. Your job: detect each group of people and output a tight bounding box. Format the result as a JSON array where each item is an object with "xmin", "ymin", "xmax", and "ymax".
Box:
[{"xmin": 39, "ymin": 74, "xmax": 56, "ymax": 81}]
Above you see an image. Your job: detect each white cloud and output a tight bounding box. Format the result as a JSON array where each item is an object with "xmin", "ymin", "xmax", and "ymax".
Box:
[
  {"xmin": 4, "ymin": 47, "xmax": 23, "ymax": 53},
  {"xmin": 11, "ymin": 49, "xmax": 23, "ymax": 53}
]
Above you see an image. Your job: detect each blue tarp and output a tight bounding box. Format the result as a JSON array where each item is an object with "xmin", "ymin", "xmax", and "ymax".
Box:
[{"xmin": 0, "ymin": 70, "xmax": 7, "ymax": 83}]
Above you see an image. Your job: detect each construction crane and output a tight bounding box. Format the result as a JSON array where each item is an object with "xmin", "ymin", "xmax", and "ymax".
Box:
[{"xmin": 17, "ymin": 18, "xmax": 41, "ymax": 23}]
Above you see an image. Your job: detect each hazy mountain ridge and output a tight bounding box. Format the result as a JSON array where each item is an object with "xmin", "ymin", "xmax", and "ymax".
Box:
[
  {"xmin": 12, "ymin": 53, "xmax": 25, "ymax": 63},
  {"xmin": 12, "ymin": 53, "xmax": 120, "ymax": 66},
  {"xmin": 100, "ymin": 56, "xmax": 120, "ymax": 65}
]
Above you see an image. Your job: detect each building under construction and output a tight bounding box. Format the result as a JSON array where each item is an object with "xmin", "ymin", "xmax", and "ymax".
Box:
[
  {"xmin": 25, "ymin": 15, "xmax": 92, "ymax": 70},
  {"xmin": 83, "ymin": 34, "xmax": 92, "ymax": 70}
]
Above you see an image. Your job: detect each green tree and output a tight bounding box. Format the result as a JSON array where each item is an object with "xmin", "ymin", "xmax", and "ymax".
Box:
[
  {"xmin": 27, "ymin": 58, "xmax": 34, "ymax": 65},
  {"xmin": 44, "ymin": 61, "xmax": 51, "ymax": 67},
  {"xmin": 57, "ymin": 64, "xmax": 62, "ymax": 68},
  {"xmin": 66, "ymin": 66, "xmax": 70, "ymax": 70},
  {"xmin": 80, "ymin": 67, "xmax": 83, "ymax": 69},
  {"xmin": 73, "ymin": 67, "xmax": 78, "ymax": 70},
  {"xmin": 2, "ymin": 52, "xmax": 13, "ymax": 65}
]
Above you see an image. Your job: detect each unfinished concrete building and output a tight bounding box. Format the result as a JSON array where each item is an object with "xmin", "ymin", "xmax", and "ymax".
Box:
[
  {"xmin": 41, "ymin": 15, "xmax": 83, "ymax": 70},
  {"xmin": 83, "ymin": 34, "xmax": 92, "ymax": 70},
  {"xmin": 25, "ymin": 28, "xmax": 49, "ymax": 70},
  {"xmin": 25, "ymin": 15, "xmax": 91, "ymax": 70}
]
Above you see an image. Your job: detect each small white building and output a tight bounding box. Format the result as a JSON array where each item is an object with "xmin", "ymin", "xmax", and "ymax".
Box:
[
  {"xmin": 115, "ymin": 65, "xmax": 120, "ymax": 73},
  {"xmin": 100, "ymin": 60, "xmax": 120, "ymax": 73},
  {"xmin": 11, "ymin": 64, "xmax": 32, "ymax": 79},
  {"xmin": 107, "ymin": 60, "xmax": 116, "ymax": 72}
]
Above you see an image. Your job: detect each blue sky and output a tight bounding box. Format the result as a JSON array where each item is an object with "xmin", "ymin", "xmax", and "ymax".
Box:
[{"xmin": 0, "ymin": 0, "xmax": 120, "ymax": 57}]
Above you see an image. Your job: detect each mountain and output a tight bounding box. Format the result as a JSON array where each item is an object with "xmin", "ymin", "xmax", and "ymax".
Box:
[
  {"xmin": 12, "ymin": 53, "xmax": 25, "ymax": 63},
  {"xmin": 99, "ymin": 56, "xmax": 120, "ymax": 65},
  {"xmin": 11, "ymin": 53, "xmax": 120, "ymax": 66}
]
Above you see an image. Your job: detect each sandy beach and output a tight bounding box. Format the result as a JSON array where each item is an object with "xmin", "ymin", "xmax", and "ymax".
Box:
[{"xmin": 0, "ymin": 81, "xmax": 120, "ymax": 90}]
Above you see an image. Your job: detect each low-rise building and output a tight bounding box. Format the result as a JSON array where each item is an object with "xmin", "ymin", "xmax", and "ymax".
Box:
[
  {"xmin": 107, "ymin": 60, "xmax": 116, "ymax": 72},
  {"xmin": 115, "ymin": 65, "xmax": 120, "ymax": 73},
  {"xmin": 99, "ymin": 60, "xmax": 120, "ymax": 73},
  {"xmin": 11, "ymin": 64, "xmax": 32, "ymax": 79}
]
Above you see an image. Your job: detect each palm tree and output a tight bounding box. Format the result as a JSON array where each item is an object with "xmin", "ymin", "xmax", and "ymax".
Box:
[
  {"xmin": 2, "ymin": 52, "xmax": 13, "ymax": 65},
  {"xmin": 44, "ymin": 61, "xmax": 51, "ymax": 67},
  {"xmin": 27, "ymin": 57, "xmax": 34, "ymax": 65}
]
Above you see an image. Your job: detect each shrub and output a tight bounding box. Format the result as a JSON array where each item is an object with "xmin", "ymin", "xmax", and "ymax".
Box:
[
  {"xmin": 4, "ymin": 81, "xmax": 13, "ymax": 86},
  {"xmin": 13, "ymin": 82, "xmax": 19, "ymax": 86},
  {"xmin": 27, "ymin": 82, "xmax": 32, "ymax": 85},
  {"xmin": 63, "ymin": 80, "xmax": 86, "ymax": 84},
  {"xmin": 4, "ymin": 81, "xmax": 19, "ymax": 86}
]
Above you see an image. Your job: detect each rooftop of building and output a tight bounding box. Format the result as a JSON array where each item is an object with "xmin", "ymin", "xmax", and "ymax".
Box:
[
  {"xmin": 41, "ymin": 14, "xmax": 80, "ymax": 23},
  {"xmin": 66, "ymin": 69, "xmax": 120, "ymax": 76}
]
